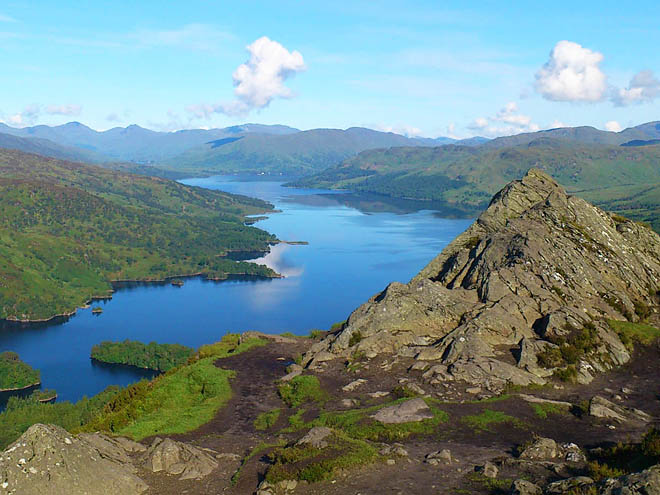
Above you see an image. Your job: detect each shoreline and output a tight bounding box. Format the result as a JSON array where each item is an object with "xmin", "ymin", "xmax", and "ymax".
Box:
[
  {"xmin": 0, "ymin": 269, "xmax": 283, "ymax": 326},
  {"xmin": 0, "ymin": 381, "xmax": 41, "ymax": 393}
]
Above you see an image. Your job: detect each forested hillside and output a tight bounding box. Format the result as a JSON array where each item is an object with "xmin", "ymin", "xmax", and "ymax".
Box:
[{"xmin": 0, "ymin": 149, "xmax": 278, "ymax": 321}]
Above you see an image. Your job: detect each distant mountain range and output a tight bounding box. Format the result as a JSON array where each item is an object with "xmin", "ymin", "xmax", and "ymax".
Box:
[{"xmin": 0, "ymin": 121, "xmax": 486, "ymax": 175}]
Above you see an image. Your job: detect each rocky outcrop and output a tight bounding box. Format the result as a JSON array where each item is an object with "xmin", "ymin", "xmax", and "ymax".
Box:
[
  {"xmin": 599, "ymin": 464, "xmax": 660, "ymax": 494},
  {"xmin": 588, "ymin": 396, "xmax": 652, "ymax": 423},
  {"xmin": 303, "ymin": 169, "xmax": 660, "ymax": 391},
  {"xmin": 0, "ymin": 424, "xmax": 147, "ymax": 495}
]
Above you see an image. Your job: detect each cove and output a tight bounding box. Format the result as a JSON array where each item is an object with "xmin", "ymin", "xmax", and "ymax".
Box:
[{"xmin": 0, "ymin": 177, "xmax": 470, "ymax": 405}]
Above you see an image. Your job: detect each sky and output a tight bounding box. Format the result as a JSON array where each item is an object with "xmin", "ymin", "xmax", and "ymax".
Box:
[{"xmin": 1, "ymin": 0, "xmax": 659, "ymax": 138}]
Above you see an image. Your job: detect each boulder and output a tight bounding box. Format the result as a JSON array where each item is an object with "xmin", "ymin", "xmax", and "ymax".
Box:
[
  {"xmin": 140, "ymin": 437, "xmax": 217, "ymax": 480},
  {"xmin": 256, "ymin": 479, "xmax": 299, "ymax": 495},
  {"xmin": 425, "ymin": 449, "xmax": 452, "ymax": 465},
  {"xmin": 296, "ymin": 427, "xmax": 333, "ymax": 449},
  {"xmin": 544, "ymin": 476, "xmax": 594, "ymax": 494},
  {"xmin": 589, "ymin": 396, "xmax": 652, "ymax": 423},
  {"xmin": 372, "ymin": 398, "xmax": 433, "ymax": 424},
  {"xmin": 0, "ymin": 424, "xmax": 147, "ymax": 495},
  {"xmin": 342, "ymin": 379, "xmax": 367, "ymax": 392},
  {"xmin": 518, "ymin": 437, "xmax": 561, "ymax": 460},
  {"xmin": 510, "ymin": 479, "xmax": 542, "ymax": 495},
  {"xmin": 476, "ymin": 461, "xmax": 499, "ymax": 479},
  {"xmin": 599, "ymin": 464, "xmax": 660, "ymax": 494}
]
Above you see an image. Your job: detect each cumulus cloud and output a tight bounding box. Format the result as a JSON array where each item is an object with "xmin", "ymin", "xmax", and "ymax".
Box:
[
  {"xmin": 535, "ymin": 41, "xmax": 607, "ymax": 102},
  {"xmin": 605, "ymin": 120, "xmax": 623, "ymax": 132},
  {"xmin": 186, "ymin": 36, "xmax": 306, "ymax": 118},
  {"xmin": 3, "ymin": 104, "xmax": 41, "ymax": 126},
  {"xmin": 612, "ymin": 70, "xmax": 660, "ymax": 106},
  {"xmin": 468, "ymin": 102, "xmax": 539, "ymax": 137},
  {"xmin": 375, "ymin": 123, "xmax": 423, "ymax": 137},
  {"xmin": 46, "ymin": 104, "xmax": 82, "ymax": 116}
]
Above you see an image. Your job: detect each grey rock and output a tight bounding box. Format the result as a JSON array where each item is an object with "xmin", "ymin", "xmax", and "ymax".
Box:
[
  {"xmin": 599, "ymin": 464, "xmax": 660, "ymax": 494},
  {"xmin": 545, "ymin": 476, "xmax": 594, "ymax": 494},
  {"xmin": 140, "ymin": 437, "xmax": 217, "ymax": 480},
  {"xmin": 301, "ymin": 170, "xmax": 660, "ymax": 388},
  {"xmin": 476, "ymin": 461, "xmax": 498, "ymax": 478},
  {"xmin": 341, "ymin": 379, "xmax": 367, "ymax": 392},
  {"xmin": 256, "ymin": 479, "xmax": 299, "ymax": 495},
  {"xmin": 380, "ymin": 443, "xmax": 409, "ymax": 457},
  {"xmin": 371, "ymin": 398, "xmax": 433, "ymax": 424},
  {"xmin": 589, "ymin": 396, "xmax": 652, "ymax": 423},
  {"xmin": 425, "ymin": 449, "xmax": 453, "ymax": 465},
  {"xmin": 510, "ymin": 479, "xmax": 542, "ymax": 495},
  {"xmin": 518, "ymin": 437, "xmax": 561, "ymax": 460},
  {"xmin": 0, "ymin": 424, "xmax": 147, "ymax": 495},
  {"xmin": 296, "ymin": 427, "xmax": 333, "ymax": 449}
]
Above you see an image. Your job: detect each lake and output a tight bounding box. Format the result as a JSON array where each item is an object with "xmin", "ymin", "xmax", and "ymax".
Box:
[{"xmin": 0, "ymin": 177, "xmax": 471, "ymax": 405}]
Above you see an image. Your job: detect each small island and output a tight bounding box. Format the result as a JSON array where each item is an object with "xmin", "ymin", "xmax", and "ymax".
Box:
[
  {"xmin": 91, "ymin": 340, "xmax": 194, "ymax": 372},
  {"xmin": 170, "ymin": 279, "xmax": 184, "ymax": 287},
  {"xmin": 91, "ymin": 306, "xmax": 103, "ymax": 314},
  {"xmin": 0, "ymin": 351, "xmax": 40, "ymax": 392}
]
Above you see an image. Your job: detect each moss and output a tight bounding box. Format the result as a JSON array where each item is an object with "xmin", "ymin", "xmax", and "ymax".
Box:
[
  {"xmin": 553, "ymin": 365, "xmax": 578, "ymax": 383},
  {"xmin": 461, "ymin": 409, "xmax": 526, "ymax": 433},
  {"xmin": 254, "ymin": 408, "xmax": 281, "ymax": 431},
  {"xmin": 463, "ymin": 236, "xmax": 481, "ymax": 250},
  {"xmin": 348, "ymin": 330, "xmax": 363, "ymax": 347},
  {"xmin": 266, "ymin": 431, "xmax": 378, "ymax": 484},
  {"xmin": 278, "ymin": 375, "xmax": 328, "ymax": 408},
  {"xmin": 531, "ymin": 402, "xmax": 569, "ymax": 419},
  {"xmin": 608, "ymin": 320, "xmax": 660, "ymax": 351}
]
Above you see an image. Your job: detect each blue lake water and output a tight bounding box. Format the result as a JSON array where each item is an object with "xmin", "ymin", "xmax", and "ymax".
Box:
[{"xmin": 0, "ymin": 177, "xmax": 470, "ymax": 405}]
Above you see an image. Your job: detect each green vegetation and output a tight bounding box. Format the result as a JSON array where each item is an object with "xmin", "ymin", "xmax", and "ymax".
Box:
[
  {"xmin": 461, "ymin": 409, "xmax": 525, "ymax": 432},
  {"xmin": 197, "ymin": 333, "xmax": 267, "ymax": 359},
  {"xmin": 291, "ymin": 138, "xmax": 660, "ymax": 232},
  {"xmin": 0, "ymin": 148, "xmax": 278, "ymax": 320},
  {"xmin": 0, "ymin": 351, "xmax": 40, "ymax": 391},
  {"xmin": 91, "ymin": 340, "xmax": 194, "ymax": 371},
  {"xmin": 30, "ymin": 389, "xmax": 57, "ymax": 402},
  {"xmin": 608, "ymin": 320, "xmax": 660, "ymax": 350},
  {"xmin": 536, "ymin": 322, "xmax": 601, "ymax": 373},
  {"xmin": 278, "ymin": 375, "xmax": 328, "ymax": 408},
  {"xmin": 82, "ymin": 334, "xmax": 266, "ymax": 440},
  {"xmin": 231, "ymin": 439, "xmax": 286, "ymax": 486},
  {"xmin": 254, "ymin": 408, "xmax": 281, "ymax": 431},
  {"xmin": 531, "ymin": 402, "xmax": 569, "ymax": 419},
  {"xmin": 266, "ymin": 430, "xmax": 379, "ymax": 484},
  {"xmin": 0, "ymin": 387, "xmax": 119, "ymax": 448}
]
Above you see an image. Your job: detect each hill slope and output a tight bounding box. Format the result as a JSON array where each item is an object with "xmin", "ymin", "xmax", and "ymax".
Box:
[
  {"xmin": 291, "ymin": 139, "xmax": 660, "ymax": 230},
  {"xmin": 0, "ymin": 148, "xmax": 278, "ymax": 321}
]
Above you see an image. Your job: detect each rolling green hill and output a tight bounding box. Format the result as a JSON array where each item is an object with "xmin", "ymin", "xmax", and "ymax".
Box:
[
  {"xmin": 291, "ymin": 139, "xmax": 660, "ymax": 230},
  {"xmin": 0, "ymin": 148, "xmax": 278, "ymax": 321}
]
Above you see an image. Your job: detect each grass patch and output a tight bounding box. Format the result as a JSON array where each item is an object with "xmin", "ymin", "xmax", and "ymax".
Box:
[
  {"xmin": 462, "ymin": 409, "xmax": 526, "ymax": 433},
  {"xmin": 278, "ymin": 375, "xmax": 328, "ymax": 408},
  {"xmin": 266, "ymin": 430, "xmax": 378, "ymax": 484},
  {"xmin": 82, "ymin": 334, "xmax": 264, "ymax": 440},
  {"xmin": 311, "ymin": 398, "xmax": 449, "ymax": 442},
  {"xmin": 466, "ymin": 472, "xmax": 512, "ymax": 493},
  {"xmin": 608, "ymin": 320, "xmax": 660, "ymax": 350},
  {"xmin": 254, "ymin": 408, "xmax": 281, "ymax": 431},
  {"xmin": 531, "ymin": 402, "xmax": 569, "ymax": 419}
]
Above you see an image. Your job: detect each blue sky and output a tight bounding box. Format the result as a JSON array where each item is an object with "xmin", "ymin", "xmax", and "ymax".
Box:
[{"xmin": 1, "ymin": 0, "xmax": 659, "ymax": 137}]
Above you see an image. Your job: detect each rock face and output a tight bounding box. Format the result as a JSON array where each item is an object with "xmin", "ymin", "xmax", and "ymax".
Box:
[
  {"xmin": 599, "ymin": 465, "xmax": 660, "ymax": 494},
  {"xmin": 303, "ymin": 169, "xmax": 660, "ymax": 390},
  {"xmin": 0, "ymin": 424, "xmax": 147, "ymax": 495},
  {"xmin": 588, "ymin": 396, "xmax": 652, "ymax": 423}
]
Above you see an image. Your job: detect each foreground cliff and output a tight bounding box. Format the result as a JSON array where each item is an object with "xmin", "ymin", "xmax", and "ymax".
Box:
[{"xmin": 303, "ymin": 169, "xmax": 660, "ymax": 390}]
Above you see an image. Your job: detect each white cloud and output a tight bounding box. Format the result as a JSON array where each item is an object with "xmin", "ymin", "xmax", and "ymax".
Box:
[
  {"xmin": 549, "ymin": 119, "xmax": 567, "ymax": 129},
  {"xmin": 46, "ymin": 104, "xmax": 82, "ymax": 116},
  {"xmin": 605, "ymin": 120, "xmax": 623, "ymax": 132},
  {"xmin": 535, "ymin": 41, "xmax": 607, "ymax": 102},
  {"xmin": 187, "ymin": 36, "xmax": 306, "ymax": 118},
  {"xmin": 374, "ymin": 123, "xmax": 423, "ymax": 137},
  {"xmin": 3, "ymin": 104, "xmax": 41, "ymax": 126},
  {"xmin": 0, "ymin": 13, "xmax": 16, "ymax": 22},
  {"xmin": 612, "ymin": 70, "xmax": 660, "ymax": 106},
  {"xmin": 468, "ymin": 102, "xmax": 539, "ymax": 137}
]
